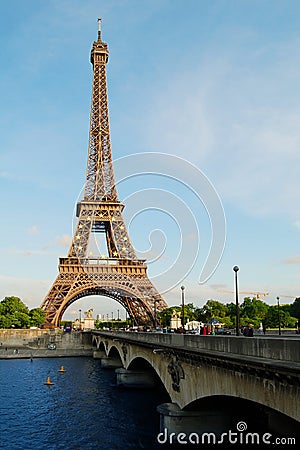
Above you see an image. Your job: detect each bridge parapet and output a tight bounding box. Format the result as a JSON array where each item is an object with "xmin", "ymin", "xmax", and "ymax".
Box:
[
  {"xmin": 91, "ymin": 330, "xmax": 300, "ymax": 427},
  {"xmin": 94, "ymin": 331, "xmax": 300, "ymax": 363}
]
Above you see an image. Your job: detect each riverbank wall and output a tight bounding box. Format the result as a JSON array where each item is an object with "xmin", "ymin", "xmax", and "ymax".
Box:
[{"xmin": 0, "ymin": 329, "xmax": 93, "ymax": 359}]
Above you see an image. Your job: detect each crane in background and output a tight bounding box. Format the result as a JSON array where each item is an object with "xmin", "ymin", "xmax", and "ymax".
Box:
[{"xmin": 218, "ymin": 290, "xmax": 269, "ymax": 300}]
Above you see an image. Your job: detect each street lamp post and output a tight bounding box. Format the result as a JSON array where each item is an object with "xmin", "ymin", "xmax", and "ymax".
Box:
[
  {"xmin": 277, "ymin": 296, "xmax": 281, "ymax": 336},
  {"xmin": 233, "ymin": 266, "xmax": 240, "ymax": 336},
  {"xmin": 79, "ymin": 309, "xmax": 82, "ymax": 330},
  {"xmin": 181, "ymin": 286, "xmax": 185, "ymax": 331}
]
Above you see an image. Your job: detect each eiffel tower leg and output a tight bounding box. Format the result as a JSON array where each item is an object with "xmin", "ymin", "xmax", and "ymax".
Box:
[{"xmin": 40, "ymin": 273, "xmax": 77, "ymax": 326}]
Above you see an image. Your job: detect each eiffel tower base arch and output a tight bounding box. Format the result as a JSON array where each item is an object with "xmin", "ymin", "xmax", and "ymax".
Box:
[{"xmin": 41, "ymin": 257, "xmax": 166, "ymax": 327}]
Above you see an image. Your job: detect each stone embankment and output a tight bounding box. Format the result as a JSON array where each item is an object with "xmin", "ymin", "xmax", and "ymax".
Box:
[{"xmin": 0, "ymin": 329, "xmax": 93, "ymax": 359}]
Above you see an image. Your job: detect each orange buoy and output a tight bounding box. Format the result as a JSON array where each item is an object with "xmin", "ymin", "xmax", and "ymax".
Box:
[
  {"xmin": 44, "ymin": 376, "xmax": 54, "ymax": 386},
  {"xmin": 58, "ymin": 365, "xmax": 66, "ymax": 373}
]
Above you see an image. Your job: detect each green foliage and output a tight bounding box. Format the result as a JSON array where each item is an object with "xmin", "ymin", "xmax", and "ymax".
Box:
[
  {"xmin": 226, "ymin": 302, "xmax": 237, "ymax": 319},
  {"xmin": 158, "ymin": 303, "xmax": 202, "ymax": 326},
  {"xmin": 159, "ymin": 296, "xmax": 297, "ymax": 330},
  {"xmin": 95, "ymin": 320, "xmax": 129, "ymax": 329},
  {"xmin": 264, "ymin": 306, "xmax": 297, "ymax": 328},
  {"xmin": 287, "ymin": 316, "xmax": 298, "ymax": 328},
  {"xmin": 158, "ymin": 306, "xmax": 181, "ymax": 327},
  {"xmin": 290, "ymin": 298, "xmax": 300, "ymax": 319},
  {"xmin": 61, "ymin": 320, "xmax": 72, "ymax": 327},
  {"xmin": 0, "ymin": 314, "xmax": 11, "ymax": 328},
  {"xmin": 160, "ymin": 301, "xmax": 233, "ymax": 327},
  {"xmin": 30, "ymin": 308, "xmax": 46, "ymax": 327},
  {"xmin": 219, "ymin": 316, "xmax": 233, "ymax": 327},
  {"xmin": 0, "ymin": 296, "xmax": 45, "ymax": 329},
  {"xmin": 201, "ymin": 300, "xmax": 228, "ymax": 320},
  {"xmin": 280, "ymin": 304, "xmax": 291, "ymax": 314},
  {"xmin": 10, "ymin": 311, "xmax": 31, "ymax": 328},
  {"xmin": 0, "ymin": 296, "xmax": 29, "ymax": 316},
  {"xmin": 240, "ymin": 297, "xmax": 269, "ymax": 321}
]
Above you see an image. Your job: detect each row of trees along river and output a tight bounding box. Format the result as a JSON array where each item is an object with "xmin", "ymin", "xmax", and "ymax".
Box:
[
  {"xmin": 1, "ymin": 296, "xmax": 300, "ymax": 331},
  {"xmin": 158, "ymin": 298, "xmax": 300, "ymax": 330}
]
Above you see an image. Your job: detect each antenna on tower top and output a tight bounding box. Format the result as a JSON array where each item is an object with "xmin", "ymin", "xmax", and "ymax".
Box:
[{"xmin": 97, "ymin": 18, "xmax": 102, "ymax": 41}]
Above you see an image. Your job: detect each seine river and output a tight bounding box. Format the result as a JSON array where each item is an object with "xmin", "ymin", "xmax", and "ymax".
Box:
[{"xmin": 0, "ymin": 357, "xmax": 168, "ymax": 449}]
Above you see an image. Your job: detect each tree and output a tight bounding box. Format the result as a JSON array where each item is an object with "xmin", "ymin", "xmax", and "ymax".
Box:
[
  {"xmin": 159, "ymin": 298, "xmax": 298, "ymax": 330},
  {"xmin": 0, "ymin": 314, "xmax": 11, "ymax": 328},
  {"xmin": 219, "ymin": 316, "xmax": 234, "ymax": 327},
  {"xmin": 11, "ymin": 311, "xmax": 31, "ymax": 328},
  {"xmin": 264, "ymin": 306, "xmax": 296, "ymax": 329},
  {"xmin": 0, "ymin": 296, "xmax": 29, "ymax": 316},
  {"xmin": 290, "ymin": 298, "xmax": 300, "ymax": 319},
  {"xmin": 239, "ymin": 297, "xmax": 269, "ymax": 328},
  {"xmin": 159, "ymin": 306, "xmax": 181, "ymax": 327},
  {"xmin": 0, "ymin": 296, "xmax": 45, "ymax": 329},
  {"xmin": 184, "ymin": 303, "xmax": 197, "ymax": 322},
  {"xmin": 201, "ymin": 300, "xmax": 229, "ymax": 321},
  {"xmin": 30, "ymin": 308, "xmax": 46, "ymax": 327},
  {"xmin": 226, "ymin": 302, "xmax": 237, "ymax": 326},
  {"xmin": 240, "ymin": 297, "xmax": 269, "ymax": 320}
]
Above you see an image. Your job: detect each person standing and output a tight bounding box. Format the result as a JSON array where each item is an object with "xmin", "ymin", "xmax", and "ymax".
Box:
[{"xmin": 248, "ymin": 324, "xmax": 254, "ymax": 337}]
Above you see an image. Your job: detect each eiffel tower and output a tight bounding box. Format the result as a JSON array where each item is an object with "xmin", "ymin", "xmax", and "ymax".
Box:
[{"xmin": 41, "ymin": 20, "xmax": 167, "ymax": 326}]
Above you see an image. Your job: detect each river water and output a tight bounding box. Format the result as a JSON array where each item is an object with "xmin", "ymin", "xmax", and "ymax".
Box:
[{"xmin": 0, "ymin": 357, "xmax": 168, "ymax": 449}]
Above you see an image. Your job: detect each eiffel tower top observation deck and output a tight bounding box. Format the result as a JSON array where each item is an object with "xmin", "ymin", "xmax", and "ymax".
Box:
[{"xmin": 41, "ymin": 21, "xmax": 167, "ymax": 326}]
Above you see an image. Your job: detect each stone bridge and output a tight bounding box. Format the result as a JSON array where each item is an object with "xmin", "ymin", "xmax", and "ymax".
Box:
[{"xmin": 91, "ymin": 331, "xmax": 300, "ymax": 440}]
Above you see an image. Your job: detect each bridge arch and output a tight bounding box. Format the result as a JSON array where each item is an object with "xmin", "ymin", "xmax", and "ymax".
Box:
[
  {"xmin": 127, "ymin": 357, "xmax": 170, "ymax": 395},
  {"xmin": 107, "ymin": 345, "xmax": 122, "ymax": 360},
  {"xmin": 183, "ymin": 395, "xmax": 299, "ymax": 438},
  {"xmin": 127, "ymin": 356, "xmax": 156, "ymax": 371}
]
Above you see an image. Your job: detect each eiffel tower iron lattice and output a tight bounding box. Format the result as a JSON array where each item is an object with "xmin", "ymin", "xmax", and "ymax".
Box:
[{"xmin": 41, "ymin": 20, "xmax": 167, "ymax": 326}]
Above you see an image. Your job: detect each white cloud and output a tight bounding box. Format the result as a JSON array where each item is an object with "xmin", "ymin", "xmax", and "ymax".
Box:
[
  {"xmin": 56, "ymin": 234, "xmax": 72, "ymax": 248},
  {"xmin": 12, "ymin": 248, "xmax": 53, "ymax": 257},
  {"xmin": 283, "ymin": 256, "xmax": 300, "ymax": 265},
  {"xmin": 0, "ymin": 275, "xmax": 49, "ymax": 309},
  {"xmin": 27, "ymin": 225, "xmax": 39, "ymax": 235}
]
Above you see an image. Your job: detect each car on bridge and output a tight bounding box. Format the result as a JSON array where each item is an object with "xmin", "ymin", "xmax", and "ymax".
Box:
[{"xmin": 215, "ymin": 328, "xmax": 232, "ymax": 335}]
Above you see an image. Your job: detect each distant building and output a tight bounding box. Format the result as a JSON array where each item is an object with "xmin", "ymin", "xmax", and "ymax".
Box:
[
  {"xmin": 73, "ymin": 308, "xmax": 95, "ymax": 330},
  {"xmin": 170, "ymin": 310, "xmax": 181, "ymax": 329}
]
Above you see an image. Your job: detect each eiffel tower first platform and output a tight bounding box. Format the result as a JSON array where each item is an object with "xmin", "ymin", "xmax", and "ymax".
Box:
[{"xmin": 41, "ymin": 20, "xmax": 167, "ymax": 326}]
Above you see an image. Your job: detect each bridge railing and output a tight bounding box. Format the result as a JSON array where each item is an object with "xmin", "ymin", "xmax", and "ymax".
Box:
[{"xmin": 93, "ymin": 331, "xmax": 300, "ymax": 363}]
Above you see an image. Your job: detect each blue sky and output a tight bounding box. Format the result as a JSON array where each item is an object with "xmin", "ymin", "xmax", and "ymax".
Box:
[{"xmin": 1, "ymin": 0, "xmax": 300, "ymax": 321}]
